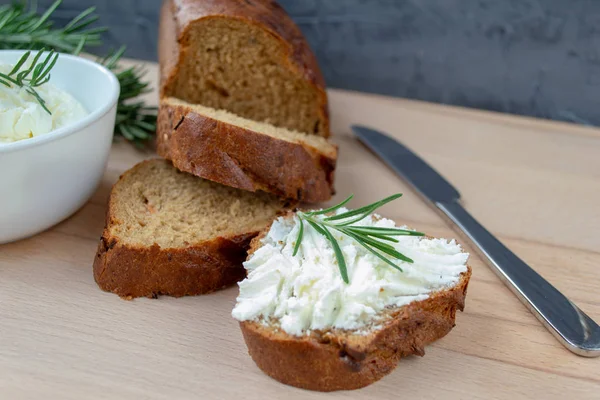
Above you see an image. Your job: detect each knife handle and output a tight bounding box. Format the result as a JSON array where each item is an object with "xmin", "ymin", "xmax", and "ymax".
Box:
[{"xmin": 437, "ymin": 201, "xmax": 600, "ymax": 357}]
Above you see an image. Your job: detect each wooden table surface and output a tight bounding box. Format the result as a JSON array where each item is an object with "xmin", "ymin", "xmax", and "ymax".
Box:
[{"xmin": 1, "ymin": 62, "xmax": 599, "ymax": 400}]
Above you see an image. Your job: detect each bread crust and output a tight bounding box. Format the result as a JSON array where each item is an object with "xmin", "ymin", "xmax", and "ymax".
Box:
[
  {"xmin": 94, "ymin": 232, "xmax": 253, "ymax": 299},
  {"xmin": 93, "ymin": 160, "xmax": 263, "ymax": 299},
  {"xmin": 157, "ymin": 101, "xmax": 337, "ymax": 203},
  {"xmin": 238, "ymin": 224, "xmax": 472, "ymax": 391},
  {"xmin": 158, "ymin": 0, "xmax": 330, "ymax": 137}
]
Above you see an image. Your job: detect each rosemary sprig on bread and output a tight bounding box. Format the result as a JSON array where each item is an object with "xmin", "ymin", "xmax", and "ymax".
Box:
[
  {"xmin": 234, "ymin": 197, "xmax": 471, "ymax": 391},
  {"xmin": 0, "ymin": 48, "xmax": 58, "ymax": 114},
  {"xmin": 294, "ymin": 194, "xmax": 425, "ymax": 283}
]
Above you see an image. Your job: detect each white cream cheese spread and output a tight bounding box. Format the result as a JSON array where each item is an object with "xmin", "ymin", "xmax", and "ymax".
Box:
[
  {"xmin": 232, "ymin": 209, "xmax": 469, "ymax": 336},
  {"xmin": 0, "ymin": 63, "xmax": 88, "ymax": 144}
]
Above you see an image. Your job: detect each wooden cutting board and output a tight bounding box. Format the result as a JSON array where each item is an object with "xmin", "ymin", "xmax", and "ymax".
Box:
[{"xmin": 1, "ymin": 61, "xmax": 599, "ymax": 400}]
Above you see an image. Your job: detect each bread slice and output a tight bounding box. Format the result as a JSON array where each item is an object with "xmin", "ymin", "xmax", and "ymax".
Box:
[
  {"xmin": 157, "ymin": 97, "xmax": 337, "ymax": 203},
  {"xmin": 159, "ymin": 0, "xmax": 329, "ymax": 137},
  {"xmin": 236, "ymin": 220, "xmax": 472, "ymax": 391},
  {"xmin": 93, "ymin": 159, "xmax": 289, "ymax": 299}
]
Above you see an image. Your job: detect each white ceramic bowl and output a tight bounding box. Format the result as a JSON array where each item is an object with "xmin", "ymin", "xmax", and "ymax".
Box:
[{"xmin": 0, "ymin": 50, "xmax": 119, "ymax": 244}]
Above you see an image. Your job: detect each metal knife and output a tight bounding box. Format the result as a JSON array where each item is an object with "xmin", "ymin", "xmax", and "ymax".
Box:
[{"xmin": 352, "ymin": 124, "xmax": 600, "ymax": 357}]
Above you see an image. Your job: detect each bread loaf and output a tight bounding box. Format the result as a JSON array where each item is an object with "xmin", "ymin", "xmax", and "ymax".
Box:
[{"xmin": 159, "ymin": 0, "xmax": 329, "ymax": 137}]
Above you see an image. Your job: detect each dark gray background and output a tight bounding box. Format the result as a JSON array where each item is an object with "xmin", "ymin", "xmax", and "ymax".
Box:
[{"xmin": 39, "ymin": 0, "xmax": 600, "ymax": 126}]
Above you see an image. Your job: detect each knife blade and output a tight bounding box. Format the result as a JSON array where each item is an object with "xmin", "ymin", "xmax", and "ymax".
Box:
[{"xmin": 352, "ymin": 124, "xmax": 600, "ymax": 357}]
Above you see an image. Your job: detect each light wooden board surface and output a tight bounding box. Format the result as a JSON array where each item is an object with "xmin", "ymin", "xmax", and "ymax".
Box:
[{"xmin": 1, "ymin": 61, "xmax": 599, "ymax": 399}]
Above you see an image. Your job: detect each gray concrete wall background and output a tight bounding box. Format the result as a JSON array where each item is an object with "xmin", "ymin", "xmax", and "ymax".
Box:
[{"xmin": 38, "ymin": 0, "xmax": 600, "ymax": 126}]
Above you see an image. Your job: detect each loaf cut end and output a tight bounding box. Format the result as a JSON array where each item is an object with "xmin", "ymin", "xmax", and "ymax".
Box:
[{"xmin": 164, "ymin": 17, "xmax": 328, "ymax": 136}]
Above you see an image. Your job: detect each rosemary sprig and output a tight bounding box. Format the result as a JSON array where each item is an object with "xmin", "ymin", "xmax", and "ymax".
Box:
[
  {"xmin": 99, "ymin": 47, "xmax": 157, "ymax": 146},
  {"xmin": 0, "ymin": 48, "xmax": 58, "ymax": 114},
  {"xmin": 0, "ymin": 1, "xmax": 157, "ymax": 145},
  {"xmin": 292, "ymin": 194, "xmax": 425, "ymax": 284},
  {"xmin": 0, "ymin": 1, "xmax": 105, "ymax": 54}
]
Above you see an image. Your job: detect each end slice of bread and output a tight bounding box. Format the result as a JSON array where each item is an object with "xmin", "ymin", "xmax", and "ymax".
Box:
[
  {"xmin": 93, "ymin": 159, "xmax": 288, "ymax": 299},
  {"xmin": 157, "ymin": 97, "xmax": 337, "ymax": 203},
  {"xmin": 237, "ymin": 222, "xmax": 472, "ymax": 391}
]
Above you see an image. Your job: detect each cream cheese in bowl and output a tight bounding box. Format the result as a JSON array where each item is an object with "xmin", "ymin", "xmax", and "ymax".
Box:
[
  {"xmin": 0, "ymin": 63, "xmax": 88, "ymax": 143},
  {"xmin": 0, "ymin": 50, "xmax": 119, "ymax": 244}
]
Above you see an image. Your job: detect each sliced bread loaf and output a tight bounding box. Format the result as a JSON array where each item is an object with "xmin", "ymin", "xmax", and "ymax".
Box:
[
  {"xmin": 233, "ymin": 211, "xmax": 471, "ymax": 391},
  {"xmin": 93, "ymin": 159, "xmax": 288, "ymax": 299},
  {"xmin": 157, "ymin": 97, "xmax": 337, "ymax": 203},
  {"xmin": 159, "ymin": 0, "xmax": 329, "ymax": 137}
]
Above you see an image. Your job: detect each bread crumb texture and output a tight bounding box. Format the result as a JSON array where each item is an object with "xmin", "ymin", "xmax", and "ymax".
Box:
[
  {"xmin": 109, "ymin": 159, "xmax": 284, "ymax": 248},
  {"xmin": 167, "ymin": 17, "xmax": 327, "ymax": 136}
]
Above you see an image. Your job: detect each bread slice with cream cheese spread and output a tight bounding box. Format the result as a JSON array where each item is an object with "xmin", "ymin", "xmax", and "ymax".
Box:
[{"xmin": 232, "ymin": 210, "xmax": 471, "ymax": 391}]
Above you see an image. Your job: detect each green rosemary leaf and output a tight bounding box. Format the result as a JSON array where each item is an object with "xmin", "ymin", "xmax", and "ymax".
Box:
[
  {"xmin": 29, "ymin": 0, "xmax": 60, "ymax": 32},
  {"xmin": 8, "ymin": 50, "xmax": 29, "ymax": 75},
  {"xmin": 34, "ymin": 50, "xmax": 57, "ymax": 84},
  {"xmin": 360, "ymin": 242, "xmax": 405, "ymax": 272},
  {"xmin": 72, "ymin": 37, "xmax": 85, "ymax": 55},
  {"xmin": 325, "ymin": 193, "xmax": 403, "ymax": 222},
  {"xmin": 135, "ymin": 120, "xmax": 157, "ymax": 131},
  {"xmin": 344, "ymin": 226, "xmax": 424, "ymax": 236},
  {"xmin": 35, "ymin": 74, "xmax": 50, "ymax": 86},
  {"xmin": 349, "ymin": 231, "xmax": 400, "ymax": 243},
  {"xmin": 96, "ymin": 46, "xmax": 157, "ymax": 144},
  {"xmin": 2, "ymin": 48, "xmax": 55, "ymax": 114},
  {"xmin": 103, "ymin": 46, "xmax": 126, "ymax": 70},
  {"xmin": 127, "ymin": 125, "xmax": 151, "ymax": 139},
  {"xmin": 294, "ymin": 194, "xmax": 421, "ymax": 282},
  {"xmin": 25, "ymin": 87, "xmax": 50, "ymax": 114},
  {"xmin": 119, "ymin": 124, "xmax": 135, "ymax": 141},
  {"xmin": 306, "ymin": 219, "xmax": 328, "ymax": 236},
  {"xmin": 37, "ymin": 36, "xmax": 74, "ymax": 52},
  {"xmin": 324, "ymin": 205, "xmax": 373, "ymax": 223},
  {"xmin": 77, "ymin": 26, "xmax": 107, "ymax": 36},
  {"xmin": 356, "ymin": 234, "xmax": 414, "ymax": 263},
  {"xmin": 343, "ymin": 230, "xmax": 404, "ymax": 271},
  {"xmin": 15, "ymin": 68, "xmax": 29, "ymax": 82},
  {"xmin": 0, "ymin": 71, "xmax": 19, "ymax": 85},
  {"xmin": 342, "ymin": 230, "xmax": 404, "ymax": 272},
  {"xmin": 63, "ymin": 6, "xmax": 97, "ymax": 32},
  {"xmin": 335, "ymin": 204, "xmax": 408, "ymax": 226},
  {"xmin": 292, "ymin": 218, "xmax": 304, "ymax": 257},
  {"xmin": 344, "ymin": 231, "xmax": 395, "ymax": 252},
  {"xmin": 306, "ymin": 194, "xmax": 354, "ymax": 216},
  {"xmin": 16, "ymin": 47, "xmax": 44, "ymax": 81},
  {"xmin": 31, "ymin": 61, "xmax": 44, "ymax": 81},
  {"xmin": 0, "ymin": 8, "xmax": 15, "ymax": 32},
  {"xmin": 309, "ymin": 221, "xmax": 349, "ymax": 284}
]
